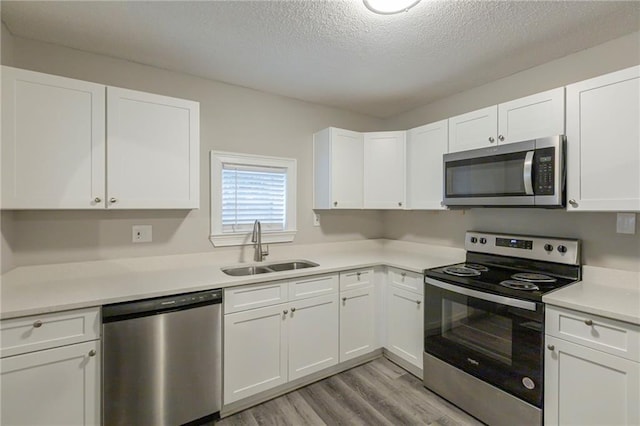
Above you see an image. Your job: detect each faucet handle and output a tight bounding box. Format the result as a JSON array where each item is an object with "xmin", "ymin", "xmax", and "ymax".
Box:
[{"xmin": 262, "ymin": 244, "xmax": 269, "ymax": 258}]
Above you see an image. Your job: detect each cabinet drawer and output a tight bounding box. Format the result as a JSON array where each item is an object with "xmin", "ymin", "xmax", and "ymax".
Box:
[
  {"xmin": 289, "ymin": 274, "xmax": 338, "ymax": 301},
  {"xmin": 224, "ymin": 281, "xmax": 288, "ymax": 314},
  {"xmin": 546, "ymin": 306, "xmax": 640, "ymax": 362},
  {"xmin": 339, "ymin": 268, "xmax": 374, "ymax": 291},
  {"xmin": 388, "ymin": 267, "xmax": 423, "ymax": 295},
  {"xmin": 1, "ymin": 308, "xmax": 100, "ymax": 358}
]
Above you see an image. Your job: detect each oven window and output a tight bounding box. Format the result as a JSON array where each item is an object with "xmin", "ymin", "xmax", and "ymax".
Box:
[
  {"xmin": 446, "ymin": 152, "xmax": 526, "ymax": 197},
  {"xmin": 442, "ymin": 299, "xmax": 513, "ymax": 365}
]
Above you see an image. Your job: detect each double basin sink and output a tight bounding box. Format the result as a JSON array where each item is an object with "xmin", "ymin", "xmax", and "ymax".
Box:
[{"xmin": 222, "ymin": 260, "xmax": 319, "ymax": 276}]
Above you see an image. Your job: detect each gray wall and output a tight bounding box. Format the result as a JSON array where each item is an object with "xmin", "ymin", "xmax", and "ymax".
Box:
[
  {"xmin": 383, "ymin": 32, "xmax": 640, "ymax": 272},
  {"xmin": 1, "ymin": 32, "xmax": 385, "ymax": 268}
]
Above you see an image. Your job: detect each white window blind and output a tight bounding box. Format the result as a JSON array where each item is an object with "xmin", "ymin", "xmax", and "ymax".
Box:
[{"xmin": 221, "ymin": 164, "xmax": 287, "ymax": 233}]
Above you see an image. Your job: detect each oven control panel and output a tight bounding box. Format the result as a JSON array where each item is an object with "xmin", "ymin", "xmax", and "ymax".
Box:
[{"xmin": 466, "ymin": 231, "xmax": 580, "ymax": 265}]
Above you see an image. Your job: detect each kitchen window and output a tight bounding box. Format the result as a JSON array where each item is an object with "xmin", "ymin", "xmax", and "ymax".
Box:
[{"xmin": 210, "ymin": 151, "xmax": 297, "ymax": 246}]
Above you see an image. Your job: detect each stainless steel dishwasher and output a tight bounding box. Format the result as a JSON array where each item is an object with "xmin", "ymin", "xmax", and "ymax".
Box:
[{"xmin": 102, "ymin": 289, "xmax": 222, "ymax": 426}]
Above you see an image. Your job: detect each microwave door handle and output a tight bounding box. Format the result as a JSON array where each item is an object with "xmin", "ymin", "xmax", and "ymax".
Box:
[{"xmin": 524, "ymin": 151, "xmax": 535, "ymax": 195}]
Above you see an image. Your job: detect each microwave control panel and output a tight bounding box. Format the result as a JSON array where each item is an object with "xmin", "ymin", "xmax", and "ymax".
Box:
[{"xmin": 534, "ymin": 147, "xmax": 555, "ymax": 195}]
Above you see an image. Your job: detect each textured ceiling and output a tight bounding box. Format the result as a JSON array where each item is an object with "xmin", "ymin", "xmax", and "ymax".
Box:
[{"xmin": 1, "ymin": 1, "xmax": 639, "ymax": 118}]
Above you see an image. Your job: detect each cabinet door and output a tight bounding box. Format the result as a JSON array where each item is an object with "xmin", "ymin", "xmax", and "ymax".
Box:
[
  {"xmin": 363, "ymin": 131, "xmax": 406, "ymax": 209},
  {"xmin": 386, "ymin": 286, "xmax": 423, "ymax": 369},
  {"xmin": 406, "ymin": 120, "xmax": 448, "ymax": 209},
  {"xmin": 1, "ymin": 66, "xmax": 105, "ymax": 209},
  {"xmin": 223, "ymin": 304, "xmax": 288, "ymax": 404},
  {"xmin": 497, "ymin": 87, "xmax": 565, "ymax": 145},
  {"xmin": 566, "ymin": 66, "xmax": 640, "ymax": 211},
  {"xmin": 448, "ymin": 105, "xmax": 497, "ymax": 153},
  {"xmin": 0, "ymin": 340, "xmax": 100, "ymax": 426},
  {"xmin": 107, "ymin": 87, "xmax": 199, "ymax": 209},
  {"xmin": 340, "ymin": 287, "xmax": 376, "ymax": 362},
  {"xmin": 288, "ymin": 294, "xmax": 339, "ymax": 381},
  {"xmin": 544, "ymin": 336, "xmax": 640, "ymax": 426},
  {"xmin": 330, "ymin": 128, "xmax": 364, "ymax": 209}
]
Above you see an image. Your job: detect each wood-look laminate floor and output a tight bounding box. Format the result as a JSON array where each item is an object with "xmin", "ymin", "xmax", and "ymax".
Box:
[{"xmin": 215, "ymin": 357, "xmax": 484, "ymax": 426}]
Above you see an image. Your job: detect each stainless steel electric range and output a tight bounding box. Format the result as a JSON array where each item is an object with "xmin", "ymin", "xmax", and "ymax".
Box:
[{"xmin": 423, "ymin": 231, "xmax": 581, "ymax": 426}]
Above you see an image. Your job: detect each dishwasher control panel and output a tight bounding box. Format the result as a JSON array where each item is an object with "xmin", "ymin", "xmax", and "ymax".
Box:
[{"xmin": 102, "ymin": 288, "xmax": 222, "ymax": 322}]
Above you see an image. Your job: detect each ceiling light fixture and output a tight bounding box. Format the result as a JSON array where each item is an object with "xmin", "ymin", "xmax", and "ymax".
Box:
[{"xmin": 363, "ymin": 0, "xmax": 421, "ymax": 15}]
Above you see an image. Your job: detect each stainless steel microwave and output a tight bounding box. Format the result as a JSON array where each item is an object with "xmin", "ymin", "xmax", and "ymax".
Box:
[{"xmin": 443, "ymin": 135, "xmax": 565, "ymax": 208}]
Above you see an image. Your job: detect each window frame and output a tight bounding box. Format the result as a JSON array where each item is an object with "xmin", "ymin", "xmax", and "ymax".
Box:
[{"xmin": 210, "ymin": 151, "xmax": 297, "ymax": 247}]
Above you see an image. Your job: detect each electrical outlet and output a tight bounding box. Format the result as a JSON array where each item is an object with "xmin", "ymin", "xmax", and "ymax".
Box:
[
  {"xmin": 132, "ymin": 225, "xmax": 153, "ymax": 243},
  {"xmin": 313, "ymin": 212, "xmax": 320, "ymax": 227},
  {"xmin": 616, "ymin": 213, "xmax": 636, "ymax": 234}
]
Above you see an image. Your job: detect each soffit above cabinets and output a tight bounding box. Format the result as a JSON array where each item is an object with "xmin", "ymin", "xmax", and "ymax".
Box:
[{"xmin": 1, "ymin": 1, "xmax": 639, "ymax": 118}]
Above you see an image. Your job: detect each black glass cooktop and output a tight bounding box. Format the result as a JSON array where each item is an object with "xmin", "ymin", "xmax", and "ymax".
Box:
[{"xmin": 424, "ymin": 253, "xmax": 581, "ymax": 302}]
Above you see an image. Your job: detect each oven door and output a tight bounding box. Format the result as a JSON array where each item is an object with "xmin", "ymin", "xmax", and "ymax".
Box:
[{"xmin": 424, "ymin": 277, "xmax": 544, "ymax": 407}]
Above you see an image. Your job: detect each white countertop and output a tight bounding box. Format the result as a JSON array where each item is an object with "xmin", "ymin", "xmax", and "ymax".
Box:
[
  {"xmin": 543, "ymin": 265, "xmax": 640, "ymax": 325},
  {"xmin": 2, "ymin": 239, "xmax": 639, "ymax": 326},
  {"xmin": 0, "ymin": 239, "xmax": 463, "ymax": 320}
]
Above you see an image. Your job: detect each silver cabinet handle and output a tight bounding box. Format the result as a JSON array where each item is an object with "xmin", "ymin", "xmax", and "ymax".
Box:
[
  {"xmin": 333, "ymin": 201, "xmax": 338, "ymax": 207},
  {"xmin": 401, "ymin": 272, "xmax": 406, "ymax": 278},
  {"xmin": 88, "ymin": 349, "xmax": 96, "ymax": 357},
  {"xmin": 398, "ymin": 202, "xmax": 402, "ymax": 207},
  {"xmin": 94, "ymin": 197, "xmax": 102, "ymax": 203},
  {"xmin": 416, "ymin": 300, "xmax": 421, "ymax": 305},
  {"xmin": 569, "ymin": 199, "xmax": 578, "ymax": 207},
  {"xmin": 33, "ymin": 320, "xmax": 43, "ymax": 328},
  {"xmin": 342, "ymin": 297, "xmax": 347, "ymax": 302},
  {"xmin": 109, "ymin": 197, "xmax": 117, "ymax": 203},
  {"xmin": 356, "ymin": 272, "xmax": 362, "ymax": 278},
  {"xmin": 489, "ymin": 136, "xmax": 495, "ymax": 143},
  {"xmin": 498, "ymin": 134, "xmax": 505, "ymax": 141},
  {"xmin": 547, "ymin": 344, "xmax": 555, "ymax": 351},
  {"xmin": 283, "ymin": 309, "xmax": 288, "ymax": 315},
  {"xmin": 584, "ymin": 319, "xmax": 593, "ymax": 326},
  {"xmin": 291, "ymin": 307, "xmax": 296, "ymax": 312}
]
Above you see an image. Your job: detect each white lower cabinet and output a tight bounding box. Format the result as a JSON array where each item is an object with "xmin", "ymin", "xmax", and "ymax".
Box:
[
  {"xmin": 1, "ymin": 340, "xmax": 100, "ymax": 426},
  {"xmin": 545, "ymin": 306, "xmax": 640, "ymax": 426},
  {"xmin": 544, "ymin": 336, "xmax": 639, "ymax": 426},
  {"xmin": 223, "ymin": 275, "xmax": 340, "ymax": 405},
  {"xmin": 223, "ymin": 303, "xmax": 288, "ymax": 404},
  {"xmin": 386, "ymin": 269, "xmax": 423, "ymax": 370},
  {"xmin": 339, "ymin": 286, "xmax": 375, "ymax": 362},
  {"xmin": 288, "ymin": 294, "xmax": 339, "ymax": 380},
  {"xmin": 0, "ymin": 308, "xmax": 101, "ymax": 426}
]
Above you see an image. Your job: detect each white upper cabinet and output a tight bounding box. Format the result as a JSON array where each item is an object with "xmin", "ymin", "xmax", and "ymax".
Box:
[
  {"xmin": 448, "ymin": 88, "xmax": 565, "ymax": 153},
  {"xmin": 566, "ymin": 66, "xmax": 640, "ymax": 212},
  {"xmin": 106, "ymin": 87, "xmax": 199, "ymax": 209},
  {"xmin": 363, "ymin": 131, "xmax": 406, "ymax": 209},
  {"xmin": 406, "ymin": 120, "xmax": 448, "ymax": 210},
  {"xmin": 498, "ymin": 87, "xmax": 565, "ymax": 144},
  {"xmin": 1, "ymin": 66, "xmax": 200, "ymax": 210},
  {"xmin": 313, "ymin": 127, "xmax": 364, "ymax": 209},
  {"xmin": 448, "ymin": 105, "xmax": 498, "ymax": 153},
  {"xmin": 1, "ymin": 66, "xmax": 106, "ymax": 209}
]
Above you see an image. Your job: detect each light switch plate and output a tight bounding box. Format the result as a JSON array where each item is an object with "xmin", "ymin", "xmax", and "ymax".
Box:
[
  {"xmin": 313, "ymin": 212, "xmax": 320, "ymax": 227},
  {"xmin": 132, "ymin": 225, "xmax": 153, "ymax": 243},
  {"xmin": 616, "ymin": 213, "xmax": 636, "ymax": 234}
]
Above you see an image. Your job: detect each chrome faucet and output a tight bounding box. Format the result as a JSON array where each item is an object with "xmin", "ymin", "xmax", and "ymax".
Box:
[{"xmin": 251, "ymin": 220, "xmax": 269, "ymax": 262}]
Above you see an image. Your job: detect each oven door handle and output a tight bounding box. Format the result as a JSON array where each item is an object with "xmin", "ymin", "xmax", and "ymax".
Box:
[
  {"xmin": 425, "ymin": 277, "xmax": 537, "ymax": 311},
  {"xmin": 523, "ymin": 151, "xmax": 535, "ymax": 195}
]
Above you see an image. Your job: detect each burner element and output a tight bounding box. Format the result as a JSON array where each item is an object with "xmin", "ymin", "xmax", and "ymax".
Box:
[
  {"xmin": 511, "ymin": 273, "xmax": 557, "ymax": 283},
  {"xmin": 443, "ymin": 266, "xmax": 481, "ymax": 277},
  {"xmin": 500, "ymin": 280, "xmax": 540, "ymax": 291},
  {"xmin": 464, "ymin": 263, "xmax": 489, "ymax": 272}
]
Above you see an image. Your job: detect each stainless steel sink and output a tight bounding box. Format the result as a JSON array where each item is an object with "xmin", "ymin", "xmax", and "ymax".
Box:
[
  {"xmin": 268, "ymin": 261, "xmax": 319, "ymax": 272},
  {"xmin": 221, "ymin": 260, "xmax": 319, "ymax": 276}
]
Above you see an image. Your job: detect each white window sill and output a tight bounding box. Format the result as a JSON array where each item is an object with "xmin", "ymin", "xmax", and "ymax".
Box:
[{"xmin": 209, "ymin": 230, "xmax": 297, "ymax": 247}]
